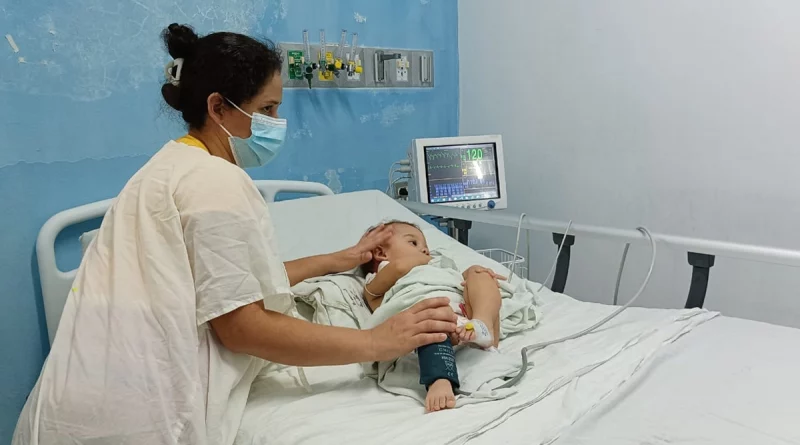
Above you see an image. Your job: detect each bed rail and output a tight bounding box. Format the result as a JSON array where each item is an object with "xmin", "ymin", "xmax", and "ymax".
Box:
[
  {"xmin": 401, "ymin": 201, "xmax": 800, "ymax": 308},
  {"xmin": 37, "ymin": 180, "xmax": 334, "ymax": 345}
]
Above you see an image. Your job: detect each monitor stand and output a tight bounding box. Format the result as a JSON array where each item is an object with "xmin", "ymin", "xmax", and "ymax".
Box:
[{"xmin": 434, "ymin": 217, "xmax": 473, "ymax": 246}]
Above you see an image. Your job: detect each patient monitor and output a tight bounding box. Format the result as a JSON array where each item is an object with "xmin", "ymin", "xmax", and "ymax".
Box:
[{"xmin": 407, "ymin": 135, "xmax": 508, "ymax": 210}]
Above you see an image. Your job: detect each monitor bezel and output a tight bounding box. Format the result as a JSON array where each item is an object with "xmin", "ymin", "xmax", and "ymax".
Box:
[
  {"xmin": 410, "ymin": 135, "xmax": 507, "ymax": 210},
  {"xmin": 423, "ymin": 142, "xmax": 502, "ymax": 204}
]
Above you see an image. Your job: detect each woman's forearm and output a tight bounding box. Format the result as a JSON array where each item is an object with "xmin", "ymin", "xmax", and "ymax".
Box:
[
  {"xmin": 284, "ymin": 254, "xmax": 338, "ymax": 286},
  {"xmin": 284, "ymin": 248, "xmax": 365, "ymax": 285},
  {"xmin": 211, "ymin": 302, "xmax": 375, "ymax": 366},
  {"xmin": 284, "ymin": 228, "xmax": 391, "ymax": 285}
]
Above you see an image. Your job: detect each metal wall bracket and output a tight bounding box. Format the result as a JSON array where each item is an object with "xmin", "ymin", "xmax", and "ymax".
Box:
[
  {"xmin": 685, "ymin": 252, "xmax": 716, "ymax": 308},
  {"xmin": 551, "ymin": 233, "xmax": 576, "ymax": 293}
]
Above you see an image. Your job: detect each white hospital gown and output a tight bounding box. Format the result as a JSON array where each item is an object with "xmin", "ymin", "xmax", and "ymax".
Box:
[{"xmin": 13, "ymin": 141, "xmax": 292, "ymax": 445}]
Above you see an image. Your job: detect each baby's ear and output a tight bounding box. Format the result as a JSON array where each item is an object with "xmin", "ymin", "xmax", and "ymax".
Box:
[{"xmin": 374, "ymin": 246, "xmax": 388, "ymax": 262}]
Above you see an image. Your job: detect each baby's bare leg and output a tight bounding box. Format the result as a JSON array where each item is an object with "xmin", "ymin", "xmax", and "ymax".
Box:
[{"xmin": 462, "ymin": 268, "xmax": 501, "ymax": 347}]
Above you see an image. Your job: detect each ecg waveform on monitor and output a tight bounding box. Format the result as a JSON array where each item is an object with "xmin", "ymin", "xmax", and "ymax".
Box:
[
  {"xmin": 425, "ymin": 143, "xmax": 500, "ymax": 203},
  {"xmin": 427, "ymin": 163, "xmax": 461, "ymax": 170},
  {"xmin": 426, "ymin": 151, "xmax": 461, "ymax": 162}
]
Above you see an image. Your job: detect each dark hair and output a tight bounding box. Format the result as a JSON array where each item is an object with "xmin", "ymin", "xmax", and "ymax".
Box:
[
  {"xmin": 359, "ymin": 220, "xmax": 423, "ymax": 276},
  {"xmin": 160, "ymin": 23, "xmax": 283, "ymax": 129}
]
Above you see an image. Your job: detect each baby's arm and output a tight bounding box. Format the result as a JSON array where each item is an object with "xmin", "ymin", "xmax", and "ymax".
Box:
[
  {"xmin": 363, "ymin": 262, "xmax": 410, "ymax": 311},
  {"xmin": 363, "ymin": 254, "xmax": 430, "ymax": 312}
]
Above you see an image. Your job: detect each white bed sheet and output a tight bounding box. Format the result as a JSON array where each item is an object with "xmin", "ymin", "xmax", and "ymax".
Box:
[
  {"xmin": 230, "ymin": 191, "xmax": 735, "ymax": 444},
  {"xmin": 549, "ymin": 316, "xmax": 800, "ymax": 445},
  {"xmin": 237, "ymin": 291, "xmax": 715, "ymax": 445}
]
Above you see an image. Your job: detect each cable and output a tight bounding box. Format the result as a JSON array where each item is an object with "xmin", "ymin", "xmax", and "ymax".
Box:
[
  {"xmin": 388, "ymin": 162, "xmax": 401, "ymax": 183},
  {"xmin": 507, "ymin": 217, "xmax": 571, "ymax": 287},
  {"xmin": 386, "ymin": 164, "xmax": 399, "ymax": 195},
  {"xmin": 455, "ymin": 227, "xmax": 657, "ymax": 396},
  {"xmin": 509, "ymin": 213, "xmax": 526, "ymax": 282},
  {"xmin": 496, "ymin": 227, "xmax": 655, "ymax": 391},
  {"xmin": 613, "ymin": 243, "xmax": 631, "ymax": 305},
  {"xmin": 538, "ymin": 221, "xmax": 573, "ymax": 292},
  {"xmin": 387, "ymin": 162, "xmax": 412, "ymax": 196},
  {"xmin": 386, "ymin": 162, "xmax": 407, "ymax": 193},
  {"xmin": 526, "ymin": 229, "xmax": 531, "ymax": 280}
]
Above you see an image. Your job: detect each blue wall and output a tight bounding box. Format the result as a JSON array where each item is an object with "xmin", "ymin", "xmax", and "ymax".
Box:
[{"xmin": 0, "ymin": 0, "xmax": 458, "ymax": 440}]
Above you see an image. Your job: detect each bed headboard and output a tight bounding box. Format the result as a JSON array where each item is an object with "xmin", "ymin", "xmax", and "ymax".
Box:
[{"xmin": 37, "ymin": 180, "xmax": 334, "ymax": 345}]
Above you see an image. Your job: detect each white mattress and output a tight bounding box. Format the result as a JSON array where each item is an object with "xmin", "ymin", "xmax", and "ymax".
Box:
[
  {"xmin": 551, "ymin": 316, "xmax": 800, "ymax": 445},
  {"xmin": 238, "ymin": 191, "xmax": 799, "ymax": 444}
]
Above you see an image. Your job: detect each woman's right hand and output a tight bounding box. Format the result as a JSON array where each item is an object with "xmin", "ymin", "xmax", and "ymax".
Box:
[{"xmin": 368, "ymin": 297, "xmax": 457, "ymax": 362}]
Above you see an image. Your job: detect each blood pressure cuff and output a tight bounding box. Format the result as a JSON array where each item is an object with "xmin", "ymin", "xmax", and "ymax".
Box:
[{"xmin": 417, "ymin": 338, "xmax": 459, "ymax": 390}]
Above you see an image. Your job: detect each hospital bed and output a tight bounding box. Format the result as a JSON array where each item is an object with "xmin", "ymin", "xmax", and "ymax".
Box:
[{"xmin": 36, "ymin": 182, "xmax": 800, "ymax": 444}]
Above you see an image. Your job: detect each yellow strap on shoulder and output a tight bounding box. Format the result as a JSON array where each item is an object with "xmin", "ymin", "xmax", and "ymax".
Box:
[{"xmin": 176, "ymin": 134, "xmax": 208, "ymax": 152}]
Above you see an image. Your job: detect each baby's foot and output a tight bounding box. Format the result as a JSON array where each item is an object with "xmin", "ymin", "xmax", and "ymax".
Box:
[
  {"xmin": 456, "ymin": 318, "xmax": 495, "ymax": 349},
  {"xmin": 425, "ymin": 379, "xmax": 456, "ymax": 413}
]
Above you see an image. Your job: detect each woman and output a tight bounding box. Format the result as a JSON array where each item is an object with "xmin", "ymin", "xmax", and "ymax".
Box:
[{"xmin": 13, "ymin": 24, "xmax": 457, "ymax": 445}]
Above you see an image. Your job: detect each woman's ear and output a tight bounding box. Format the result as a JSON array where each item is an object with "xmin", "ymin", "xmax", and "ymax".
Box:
[{"xmin": 206, "ymin": 92, "xmax": 228, "ymax": 126}]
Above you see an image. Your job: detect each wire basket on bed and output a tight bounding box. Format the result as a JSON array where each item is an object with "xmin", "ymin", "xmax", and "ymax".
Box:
[{"xmin": 475, "ymin": 248, "xmax": 527, "ymax": 279}]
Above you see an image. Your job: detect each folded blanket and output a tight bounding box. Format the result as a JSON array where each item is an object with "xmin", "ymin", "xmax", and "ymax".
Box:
[{"xmin": 292, "ymin": 274, "xmax": 372, "ymax": 329}]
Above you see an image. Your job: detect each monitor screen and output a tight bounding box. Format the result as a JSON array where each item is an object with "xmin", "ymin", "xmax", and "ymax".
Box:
[{"xmin": 424, "ymin": 143, "xmax": 501, "ymax": 204}]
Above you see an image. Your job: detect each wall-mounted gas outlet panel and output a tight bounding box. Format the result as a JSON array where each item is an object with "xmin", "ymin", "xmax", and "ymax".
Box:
[{"xmin": 279, "ymin": 43, "xmax": 434, "ymax": 89}]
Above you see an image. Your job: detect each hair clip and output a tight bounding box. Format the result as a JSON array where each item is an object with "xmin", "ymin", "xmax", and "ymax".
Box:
[{"xmin": 164, "ymin": 58, "xmax": 185, "ymax": 86}]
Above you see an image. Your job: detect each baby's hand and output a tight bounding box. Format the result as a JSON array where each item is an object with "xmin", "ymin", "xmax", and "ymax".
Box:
[
  {"xmin": 449, "ymin": 331, "xmax": 462, "ymax": 346},
  {"xmin": 455, "ymin": 325, "xmax": 476, "ymax": 343},
  {"xmin": 461, "ymin": 266, "xmax": 506, "ymax": 288}
]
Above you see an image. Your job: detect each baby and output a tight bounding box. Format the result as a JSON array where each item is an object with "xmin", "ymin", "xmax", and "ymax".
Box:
[{"xmin": 361, "ymin": 221, "xmax": 503, "ymax": 412}]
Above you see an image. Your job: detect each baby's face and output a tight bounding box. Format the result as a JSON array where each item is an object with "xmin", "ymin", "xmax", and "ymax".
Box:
[{"xmin": 380, "ymin": 224, "xmax": 430, "ymax": 262}]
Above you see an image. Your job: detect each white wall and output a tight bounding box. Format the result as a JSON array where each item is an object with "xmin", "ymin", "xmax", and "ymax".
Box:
[{"xmin": 459, "ymin": 0, "xmax": 800, "ymax": 327}]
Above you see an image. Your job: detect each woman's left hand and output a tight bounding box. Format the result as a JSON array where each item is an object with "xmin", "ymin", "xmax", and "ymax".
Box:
[{"xmin": 334, "ymin": 224, "xmax": 394, "ymax": 272}]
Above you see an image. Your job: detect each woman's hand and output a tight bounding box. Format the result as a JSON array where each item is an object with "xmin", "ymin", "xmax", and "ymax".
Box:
[
  {"xmin": 368, "ymin": 297, "xmax": 457, "ymax": 362},
  {"xmin": 284, "ymin": 225, "xmax": 394, "ymax": 284},
  {"xmin": 332, "ymin": 224, "xmax": 394, "ymax": 273}
]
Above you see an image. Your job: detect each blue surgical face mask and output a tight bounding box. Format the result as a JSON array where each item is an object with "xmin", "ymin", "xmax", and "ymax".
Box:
[{"xmin": 219, "ymin": 99, "xmax": 287, "ymax": 169}]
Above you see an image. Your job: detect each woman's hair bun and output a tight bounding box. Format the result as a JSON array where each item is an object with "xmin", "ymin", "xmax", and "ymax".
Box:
[
  {"xmin": 162, "ymin": 23, "xmax": 199, "ymax": 59},
  {"xmin": 159, "ymin": 25, "xmax": 283, "ymax": 128},
  {"xmin": 161, "ymin": 83, "xmax": 182, "ymax": 111}
]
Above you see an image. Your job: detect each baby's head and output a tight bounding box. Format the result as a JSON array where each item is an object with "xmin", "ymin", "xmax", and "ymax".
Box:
[{"xmin": 360, "ymin": 220, "xmax": 430, "ymax": 275}]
